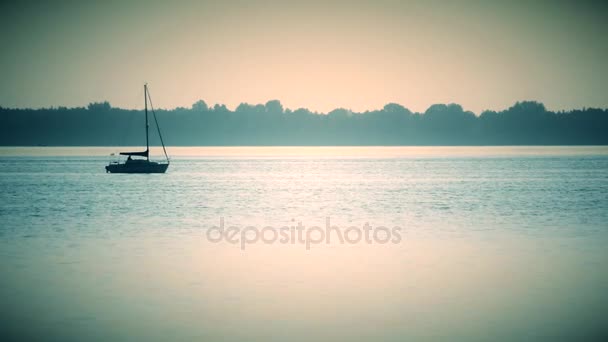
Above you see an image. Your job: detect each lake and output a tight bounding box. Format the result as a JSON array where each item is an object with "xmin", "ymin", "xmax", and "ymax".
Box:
[{"xmin": 1, "ymin": 146, "xmax": 607, "ymax": 341}]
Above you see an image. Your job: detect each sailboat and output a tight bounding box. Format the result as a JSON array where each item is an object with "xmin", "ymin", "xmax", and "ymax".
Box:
[{"xmin": 106, "ymin": 84, "xmax": 170, "ymax": 173}]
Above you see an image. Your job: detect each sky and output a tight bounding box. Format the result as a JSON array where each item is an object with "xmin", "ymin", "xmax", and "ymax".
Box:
[{"xmin": 1, "ymin": 0, "xmax": 607, "ymax": 114}]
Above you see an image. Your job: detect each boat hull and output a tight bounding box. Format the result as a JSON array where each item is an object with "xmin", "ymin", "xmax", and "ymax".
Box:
[{"xmin": 106, "ymin": 161, "xmax": 169, "ymax": 174}]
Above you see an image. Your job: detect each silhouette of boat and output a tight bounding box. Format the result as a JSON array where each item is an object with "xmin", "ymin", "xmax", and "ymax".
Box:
[{"xmin": 106, "ymin": 84, "xmax": 169, "ymax": 173}]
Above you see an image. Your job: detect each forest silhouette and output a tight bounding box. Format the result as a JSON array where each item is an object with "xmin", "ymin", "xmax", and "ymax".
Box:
[{"xmin": 1, "ymin": 100, "xmax": 606, "ymax": 145}]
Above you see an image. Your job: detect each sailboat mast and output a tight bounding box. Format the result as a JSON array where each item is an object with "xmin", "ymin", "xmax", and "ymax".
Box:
[
  {"xmin": 144, "ymin": 84, "xmax": 149, "ymax": 161},
  {"xmin": 145, "ymin": 85, "xmax": 170, "ymax": 164}
]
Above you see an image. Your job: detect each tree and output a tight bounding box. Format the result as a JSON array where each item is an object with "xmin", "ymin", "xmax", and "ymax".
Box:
[
  {"xmin": 265, "ymin": 100, "xmax": 284, "ymax": 115},
  {"xmin": 191, "ymin": 100, "xmax": 208, "ymax": 112},
  {"xmin": 213, "ymin": 104, "xmax": 228, "ymax": 113},
  {"xmin": 87, "ymin": 101, "xmax": 111, "ymax": 111},
  {"xmin": 328, "ymin": 108, "xmax": 351, "ymax": 119},
  {"xmin": 383, "ymin": 103, "xmax": 410, "ymax": 115}
]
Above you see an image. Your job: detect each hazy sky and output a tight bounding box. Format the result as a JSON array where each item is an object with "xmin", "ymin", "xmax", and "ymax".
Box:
[{"xmin": 1, "ymin": 0, "xmax": 607, "ymax": 113}]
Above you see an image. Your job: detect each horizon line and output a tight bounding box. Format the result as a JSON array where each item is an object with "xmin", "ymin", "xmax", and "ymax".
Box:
[{"xmin": 2, "ymin": 100, "xmax": 607, "ymax": 116}]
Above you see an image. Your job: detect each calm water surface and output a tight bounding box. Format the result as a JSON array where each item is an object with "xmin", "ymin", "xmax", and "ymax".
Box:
[{"xmin": 1, "ymin": 146, "xmax": 607, "ymax": 341}]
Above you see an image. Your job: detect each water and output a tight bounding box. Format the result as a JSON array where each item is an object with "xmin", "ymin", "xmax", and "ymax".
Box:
[{"xmin": 1, "ymin": 146, "xmax": 607, "ymax": 341}]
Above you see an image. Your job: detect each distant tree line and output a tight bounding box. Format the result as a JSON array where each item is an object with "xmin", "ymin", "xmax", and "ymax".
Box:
[{"xmin": 0, "ymin": 100, "xmax": 606, "ymax": 145}]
